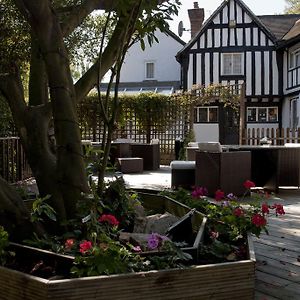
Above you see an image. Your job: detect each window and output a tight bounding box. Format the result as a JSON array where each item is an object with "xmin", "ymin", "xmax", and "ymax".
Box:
[
  {"xmin": 145, "ymin": 62, "xmax": 155, "ymax": 79},
  {"xmin": 222, "ymin": 53, "xmax": 243, "ymax": 75},
  {"xmin": 290, "ymin": 98, "xmax": 298, "ymax": 129},
  {"xmin": 246, "ymin": 107, "xmax": 278, "ymax": 123},
  {"xmin": 289, "ymin": 50, "xmax": 300, "ymax": 69},
  {"xmin": 194, "ymin": 106, "xmax": 218, "ymax": 123}
]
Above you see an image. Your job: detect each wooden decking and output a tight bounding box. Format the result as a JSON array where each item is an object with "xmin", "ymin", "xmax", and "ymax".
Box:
[
  {"xmin": 122, "ymin": 169, "xmax": 300, "ymax": 299},
  {"xmin": 254, "ymin": 189, "xmax": 300, "ymax": 300}
]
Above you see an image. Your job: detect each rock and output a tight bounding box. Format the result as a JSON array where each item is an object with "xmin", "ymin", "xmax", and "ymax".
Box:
[{"xmin": 144, "ymin": 212, "xmax": 180, "ymax": 235}]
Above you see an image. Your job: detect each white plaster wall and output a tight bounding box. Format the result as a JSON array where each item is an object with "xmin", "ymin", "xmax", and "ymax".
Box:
[
  {"xmin": 119, "ymin": 30, "xmax": 183, "ymax": 83},
  {"xmin": 282, "ymin": 98, "xmax": 291, "ymax": 128},
  {"xmin": 193, "ymin": 124, "xmax": 219, "ymax": 142}
]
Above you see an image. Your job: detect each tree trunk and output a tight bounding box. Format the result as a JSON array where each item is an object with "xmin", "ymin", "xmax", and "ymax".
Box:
[{"xmin": 0, "ymin": 176, "xmax": 44, "ymax": 241}]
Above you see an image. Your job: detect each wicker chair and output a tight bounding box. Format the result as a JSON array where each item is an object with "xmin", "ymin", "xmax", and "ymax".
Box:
[{"xmin": 195, "ymin": 150, "xmax": 251, "ymax": 197}]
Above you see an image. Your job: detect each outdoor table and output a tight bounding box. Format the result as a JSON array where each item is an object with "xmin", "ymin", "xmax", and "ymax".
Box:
[
  {"xmin": 223, "ymin": 145, "xmax": 300, "ymax": 191},
  {"xmin": 131, "ymin": 143, "xmax": 160, "ymax": 170}
]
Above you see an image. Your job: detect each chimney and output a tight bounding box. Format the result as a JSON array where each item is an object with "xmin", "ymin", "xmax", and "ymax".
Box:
[{"xmin": 188, "ymin": 2, "xmax": 204, "ymax": 39}]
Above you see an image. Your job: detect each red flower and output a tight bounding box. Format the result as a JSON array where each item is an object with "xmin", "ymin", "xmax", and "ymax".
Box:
[
  {"xmin": 191, "ymin": 187, "xmax": 208, "ymax": 198},
  {"xmin": 251, "ymin": 214, "xmax": 267, "ymax": 227},
  {"xmin": 79, "ymin": 240, "xmax": 92, "ymax": 254},
  {"xmin": 65, "ymin": 238, "xmax": 75, "ymax": 249},
  {"xmin": 243, "ymin": 180, "xmax": 256, "ymax": 189},
  {"xmin": 233, "ymin": 207, "xmax": 244, "ymax": 217},
  {"xmin": 271, "ymin": 204, "xmax": 285, "ymax": 216},
  {"xmin": 215, "ymin": 189, "xmax": 224, "ymax": 201},
  {"xmin": 261, "ymin": 203, "xmax": 270, "ymax": 215},
  {"xmin": 98, "ymin": 214, "xmax": 119, "ymax": 226}
]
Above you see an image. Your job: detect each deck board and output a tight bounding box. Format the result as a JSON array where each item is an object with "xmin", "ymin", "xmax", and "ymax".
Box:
[{"xmin": 254, "ymin": 189, "xmax": 300, "ymax": 300}]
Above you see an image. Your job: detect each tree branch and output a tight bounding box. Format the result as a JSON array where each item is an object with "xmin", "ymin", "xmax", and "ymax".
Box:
[
  {"xmin": 59, "ymin": 0, "xmax": 112, "ymax": 37},
  {"xmin": 74, "ymin": 11, "xmax": 133, "ymax": 102}
]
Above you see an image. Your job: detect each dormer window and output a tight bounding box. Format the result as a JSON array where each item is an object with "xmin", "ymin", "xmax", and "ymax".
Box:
[
  {"xmin": 221, "ymin": 53, "xmax": 243, "ymax": 76},
  {"xmin": 145, "ymin": 61, "xmax": 155, "ymax": 79}
]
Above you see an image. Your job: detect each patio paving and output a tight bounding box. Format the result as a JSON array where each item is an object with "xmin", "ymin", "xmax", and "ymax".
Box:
[{"xmin": 120, "ymin": 166, "xmax": 300, "ymax": 300}]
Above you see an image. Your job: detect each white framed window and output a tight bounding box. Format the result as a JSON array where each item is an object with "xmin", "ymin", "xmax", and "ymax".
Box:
[
  {"xmin": 290, "ymin": 98, "xmax": 298, "ymax": 129},
  {"xmin": 221, "ymin": 53, "xmax": 243, "ymax": 75},
  {"xmin": 289, "ymin": 50, "xmax": 300, "ymax": 69},
  {"xmin": 145, "ymin": 61, "xmax": 155, "ymax": 79},
  {"xmin": 246, "ymin": 107, "xmax": 278, "ymax": 123},
  {"xmin": 194, "ymin": 106, "xmax": 218, "ymax": 123}
]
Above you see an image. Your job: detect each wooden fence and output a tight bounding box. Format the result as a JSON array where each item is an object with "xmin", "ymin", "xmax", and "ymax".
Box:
[
  {"xmin": 0, "ymin": 137, "xmax": 31, "ymax": 183},
  {"xmin": 78, "ymin": 98, "xmax": 191, "ymax": 164},
  {"xmin": 242, "ymin": 127, "xmax": 300, "ymax": 145}
]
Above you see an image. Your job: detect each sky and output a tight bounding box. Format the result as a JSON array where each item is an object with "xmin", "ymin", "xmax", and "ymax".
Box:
[{"xmin": 168, "ymin": 0, "xmax": 288, "ymax": 41}]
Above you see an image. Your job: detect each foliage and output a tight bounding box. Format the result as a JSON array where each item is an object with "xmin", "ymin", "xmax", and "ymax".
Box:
[
  {"xmin": 191, "ymin": 83, "xmax": 241, "ymax": 110},
  {"xmin": 0, "ymin": 95, "xmax": 14, "ymax": 136},
  {"xmin": 80, "ymin": 92, "xmax": 190, "ymax": 134},
  {"xmin": 161, "ymin": 181, "xmax": 285, "ymax": 262},
  {"xmin": 285, "ymin": 0, "xmax": 300, "ymax": 13},
  {"xmin": 30, "ymin": 195, "xmax": 57, "ymax": 223},
  {"xmin": 0, "ymin": 0, "xmax": 31, "ymax": 71},
  {"xmin": 0, "ymin": 226, "xmax": 10, "ymax": 266}
]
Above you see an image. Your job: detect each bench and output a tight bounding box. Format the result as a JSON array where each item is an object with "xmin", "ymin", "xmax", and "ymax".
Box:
[
  {"xmin": 117, "ymin": 157, "xmax": 143, "ymax": 173},
  {"xmin": 170, "ymin": 161, "xmax": 195, "ymax": 189}
]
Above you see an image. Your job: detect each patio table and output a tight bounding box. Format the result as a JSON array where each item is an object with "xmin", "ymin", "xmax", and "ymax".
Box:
[{"xmin": 223, "ymin": 145, "xmax": 300, "ymax": 191}]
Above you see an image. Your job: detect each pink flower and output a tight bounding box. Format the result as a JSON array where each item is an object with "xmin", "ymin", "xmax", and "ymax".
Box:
[
  {"xmin": 261, "ymin": 203, "xmax": 270, "ymax": 215},
  {"xmin": 132, "ymin": 245, "xmax": 142, "ymax": 252},
  {"xmin": 251, "ymin": 214, "xmax": 267, "ymax": 227},
  {"xmin": 210, "ymin": 231, "xmax": 219, "ymax": 239},
  {"xmin": 98, "ymin": 214, "xmax": 119, "ymax": 227},
  {"xmin": 79, "ymin": 240, "xmax": 92, "ymax": 254},
  {"xmin": 233, "ymin": 207, "xmax": 244, "ymax": 217},
  {"xmin": 191, "ymin": 187, "xmax": 208, "ymax": 198},
  {"xmin": 271, "ymin": 204, "xmax": 285, "ymax": 216},
  {"xmin": 65, "ymin": 239, "xmax": 75, "ymax": 249},
  {"xmin": 215, "ymin": 189, "xmax": 224, "ymax": 201},
  {"xmin": 243, "ymin": 180, "xmax": 256, "ymax": 189}
]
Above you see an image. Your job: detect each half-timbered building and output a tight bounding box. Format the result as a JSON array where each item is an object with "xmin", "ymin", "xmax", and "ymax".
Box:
[{"xmin": 177, "ymin": 0, "xmax": 300, "ymax": 144}]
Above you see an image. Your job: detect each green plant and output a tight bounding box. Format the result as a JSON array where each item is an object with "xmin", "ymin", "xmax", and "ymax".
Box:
[
  {"xmin": 30, "ymin": 195, "xmax": 57, "ymax": 222},
  {"xmin": 0, "ymin": 226, "xmax": 10, "ymax": 266},
  {"xmin": 162, "ymin": 181, "xmax": 285, "ymax": 263}
]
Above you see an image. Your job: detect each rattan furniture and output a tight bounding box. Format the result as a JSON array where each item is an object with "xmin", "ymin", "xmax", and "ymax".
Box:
[
  {"xmin": 117, "ymin": 157, "xmax": 143, "ymax": 173},
  {"xmin": 195, "ymin": 151, "xmax": 251, "ymax": 196},
  {"xmin": 170, "ymin": 160, "xmax": 196, "ymax": 189},
  {"xmin": 131, "ymin": 143, "xmax": 160, "ymax": 170}
]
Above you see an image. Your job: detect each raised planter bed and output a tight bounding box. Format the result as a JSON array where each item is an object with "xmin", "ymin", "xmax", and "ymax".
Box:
[{"xmin": 2, "ymin": 193, "xmax": 255, "ymax": 300}]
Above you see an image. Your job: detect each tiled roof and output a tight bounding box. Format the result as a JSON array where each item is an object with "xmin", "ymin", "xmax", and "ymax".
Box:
[{"xmin": 258, "ymin": 14, "xmax": 300, "ymax": 40}]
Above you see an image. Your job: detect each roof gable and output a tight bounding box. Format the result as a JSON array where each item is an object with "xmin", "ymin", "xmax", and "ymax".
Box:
[
  {"xmin": 177, "ymin": 0, "xmax": 277, "ymax": 59},
  {"xmin": 258, "ymin": 14, "xmax": 300, "ymax": 41}
]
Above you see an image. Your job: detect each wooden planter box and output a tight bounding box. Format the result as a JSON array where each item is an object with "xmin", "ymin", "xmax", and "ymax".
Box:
[{"xmin": 4, "ymin": 194, "xmax": 256, "ymax": 299}]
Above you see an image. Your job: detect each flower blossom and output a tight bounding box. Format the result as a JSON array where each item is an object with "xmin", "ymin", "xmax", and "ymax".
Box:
[
  {"xmin": 233, "ymin": 207, "xmax": 244, "ymax": 217},
  {"xmin": 191, "ymin": 186, "xmax": 208, "ymax": 198},
  {"xmin": 271, "ymin": 204, "xmax": 285, "ymax": 216},
  {"xmin": 65, "ymin": 238, "xmax": 75, "ymax": 249},
  {"xmin": 132, "ymin": 245, "xmax": 142, "ymax": 252},
  {"xmin": 261, "ymin": 203, "xmax": 270, "ymax": 215},
  {"xmin": 98, "ymin": 214, "xmax": 119, "ymax": 227},
  {"xmin": 210, "ymin": 231, "xmax": 219, "ymax": 239},
  {"xmin": 251, "ymin": 214, "xmax": 267, "ymax": 227},
  {"xmin": 227, "ymin": 193, "xmax": 237, "ymax": 201},
  {"xmin": 243, "ymin": 180, "xmax": 256, "ymax": 189},
  {"xmin": 147, "ymin": 233, "xmax": 166, "ymax": 250},
  {"xmin": 79, "ymin": 240, "xmax": 92, "ymax": 254},
  {"xmin": 215, "ymin": 189, "xmax": 224, "ymax": 201}
]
